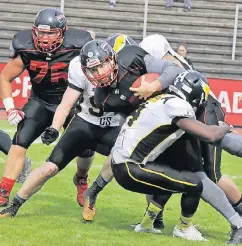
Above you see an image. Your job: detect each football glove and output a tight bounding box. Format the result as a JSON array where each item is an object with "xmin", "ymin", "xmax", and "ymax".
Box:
[{"xmin": 41, "ymin": 127, "xmax": 59, "ymax": 145}]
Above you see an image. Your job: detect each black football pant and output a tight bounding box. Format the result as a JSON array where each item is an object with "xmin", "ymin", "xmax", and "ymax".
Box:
[
  {"xmin": 48, "ymin": 115, "xmax": 121, "ymax": 171},
  {"xmin": 12, "ymin": 97, "xmax": 94, "ymax": 158},
  {"xmin": 112, "ymin": 161, "xmax": 203, "ymax": 215}
]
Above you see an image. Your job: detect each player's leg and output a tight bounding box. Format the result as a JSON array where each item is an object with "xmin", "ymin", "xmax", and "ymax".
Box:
[
  {"xmin": 73, "ymin": 152, "xmax": 95, "ymax": 206},
  {"xmin": 0, "ymin": 99, "xmax": 52, "ymax": 206},
  {"xmin": 64, "ymin": 109, "xmax": 95, "ymax": 207},
  {"xmin": 0, "ymin": 130, "xmax": 11, "ymax": 155},
  {"xmin": 151, "ymin": 134, "xmax": 204, "ymax": 230},
  {"xmin": 196, "ymin": 171, "xmax": 242, "ymax": 244},
  {"xmin": 0, "ymin": 116, "xmax": 96, "ymax": 217},
  {"xmin": 112, "ymin": 161, "xmax": 205, "ymax": 240},
  {"xmin": 82, "ymin": 127, "xmax": 120, "ymax": 221},
  {"xmin": 0, "ymin": 129, "xmax": 32, "ymax": 184},
  {"xmin": 200, "ymin": 96, "xmax": 242, "ymax": 215}
]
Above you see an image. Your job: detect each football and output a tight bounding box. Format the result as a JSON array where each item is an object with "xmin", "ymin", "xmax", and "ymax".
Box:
[{"xmin": 132, "ymin": 73, "xmax": 160, "ymax": 88}]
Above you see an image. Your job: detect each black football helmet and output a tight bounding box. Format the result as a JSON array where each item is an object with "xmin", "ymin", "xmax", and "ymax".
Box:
[
  {"xmin": 169, "ymin": 70, "xmax": 210, "ymax": 111},
  {"xmin": 80, "ymin": 40, "xmax": 118, "ymax": 87},
  {"xmin": 32, "ymin": 8, "xmax": 66, "ymax": 53},
  {"xmin": 105, "ymin": 33, "xmax": 137, "ymax": 53}
]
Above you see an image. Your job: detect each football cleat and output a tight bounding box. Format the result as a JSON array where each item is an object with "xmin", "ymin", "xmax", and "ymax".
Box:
[
  {"xmin": 227, "ymin": 227, "xmax": 242, "ymax": 244},
  {"xmin": 82, "ymin": 190, "xmax": 96, "ymax": 221},
  {"xmin": 17, "ymin": 157, "xmax": 31, "ymax": 184},
  {"xmin": 0, "ymin": 188, "xmax": 9, "ymax": 207},
  {"xmin": 0, "ymin": 202, "xmax": 20, "ymax": 217},
  {"xmin": 134, "ymin": 223, "xmax": 162, "ymax": 234},
  {"xmin": 173, "ymin": 225, "xmax": 208, "ymax": 241},
  {"xmin": 73, "ymin": 174, "xmax": 88, "ymax": 207}
]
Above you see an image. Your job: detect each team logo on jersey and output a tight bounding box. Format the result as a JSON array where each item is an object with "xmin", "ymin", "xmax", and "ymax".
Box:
[{"xmin": 120, "ymin": 95, "xmax": 126, "ymax": 100}]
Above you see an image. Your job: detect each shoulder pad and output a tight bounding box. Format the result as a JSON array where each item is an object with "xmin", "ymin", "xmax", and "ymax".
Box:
[
  {"xmin": 62, "ymin": 28, "xmax": 93, "ymax": 49},
  {"xmin": 117, "ymin": 45, "xmax": 148, "ymax": 67},
  {"xmin": 164, "ymin": 96, "xmax": 195, "ymax": 119},
  {"xmin": 10, "ymin": 29, "xmax": 34, "ymax": 57}
]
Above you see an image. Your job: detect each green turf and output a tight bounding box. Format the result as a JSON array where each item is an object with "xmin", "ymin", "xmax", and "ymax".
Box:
[{"xmin": 0, "ymin": 120, "xmax": 241, "ymax": 246}]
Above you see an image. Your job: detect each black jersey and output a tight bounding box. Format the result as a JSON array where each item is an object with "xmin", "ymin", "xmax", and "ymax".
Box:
[
  {"xmin": 94, "ymin": 45, "xmax": 148, "ymax": 116},
  {"xmin": 10, "ymin": 28, "xmax": 92, "ymax": 104}
]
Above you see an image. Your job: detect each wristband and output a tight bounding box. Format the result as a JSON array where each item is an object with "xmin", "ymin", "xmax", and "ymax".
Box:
[{"xmin": 3, "ymin": 97, "xmax": 15, "ymax": 111}]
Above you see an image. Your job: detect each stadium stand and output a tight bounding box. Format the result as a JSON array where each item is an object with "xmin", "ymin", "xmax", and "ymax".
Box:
[{"xmin": 0, "ymin": 0, "xmax": 241, "ymax": 79}]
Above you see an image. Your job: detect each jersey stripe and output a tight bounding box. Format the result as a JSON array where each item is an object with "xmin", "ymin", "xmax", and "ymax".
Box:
[{"xmin": 130, "ymin": 124, "xmax": 181, "ymax": 163}]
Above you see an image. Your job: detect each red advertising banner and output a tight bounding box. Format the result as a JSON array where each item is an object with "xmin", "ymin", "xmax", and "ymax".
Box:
[
  {"xmin": 208, "ymin": 78, "xmax": 242, "ymax": 126},
  {"xmin": 0, "ymin": 63, "xmax": 31, "ymax": 109},
  {"xmin": 0, "ymin": 63, "xmax": 241, "ymax": 126}
]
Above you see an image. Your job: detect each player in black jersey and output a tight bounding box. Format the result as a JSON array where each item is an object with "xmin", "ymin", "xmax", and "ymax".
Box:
[
  {"xmin": 79, "ymin": 39, "xmax": 185, "ymax": 221},
  {"xmin": 0, "ymin": 8, "xmax": 93, "ymax": 207}
]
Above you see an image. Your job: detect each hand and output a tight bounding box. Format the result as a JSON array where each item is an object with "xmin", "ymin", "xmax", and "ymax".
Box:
[
  {"xmin": 6, "ymin": 108, "xmax": 24, "ymax": 125},
  {"xmin": 218, "ymin": 121, "xmax": 234, "ymax": 132},
  {"xmin": 41, "ymin": 127, "xmax": 59, "ymax": 145},
  {"xmin": 130, "ymin": 78, "xmax": 162, "ymax": 100}
]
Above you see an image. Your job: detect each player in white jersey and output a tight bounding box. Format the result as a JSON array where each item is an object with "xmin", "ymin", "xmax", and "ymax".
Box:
[
  {"xmin": 111, "ymin": 72, "xmax": 231, "ymax": 241},
  {"xmin": 0, "ymin": 56, "xmax": 122, "ymax": 218}
]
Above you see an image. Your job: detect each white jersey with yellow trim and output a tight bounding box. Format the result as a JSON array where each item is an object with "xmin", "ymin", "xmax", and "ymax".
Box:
[
  {"xmin": 68, "ymin": 56, "xmax": 121, "ymax": 127},
  {"xmin": 112, "ymin": 94, "xmax": 196, "ymax": 165}
]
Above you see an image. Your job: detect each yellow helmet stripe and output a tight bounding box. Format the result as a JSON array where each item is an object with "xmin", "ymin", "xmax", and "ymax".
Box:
[{"xmin": 113, "ymin": 34, "xmax": 126, "ymax": 52}]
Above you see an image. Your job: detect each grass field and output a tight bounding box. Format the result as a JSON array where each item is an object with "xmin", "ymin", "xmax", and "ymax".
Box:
[{"xmin": 0, "ymin": 120, "xmax": 241, "ymax": 246}]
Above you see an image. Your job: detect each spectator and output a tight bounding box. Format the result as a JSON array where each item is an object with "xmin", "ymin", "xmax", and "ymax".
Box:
[
  {"xmin": 177, "ymin": 43, "xmax": 194, "ymax": 69},
  {"xmin": 109, "ymin": 0, "xmax": 116, "ymax": 8},
  {"xmin": 166, "ymin": 0, "xmax": 191, "ymax": 11}
]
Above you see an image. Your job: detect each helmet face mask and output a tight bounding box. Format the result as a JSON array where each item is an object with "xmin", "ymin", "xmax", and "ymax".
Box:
[
  {"xmin": 80, "ymin": 40, "xmax": 118, "ymax": 87},
  {"xmin": 32, "ymin": 8, "xmax": 66, "ymax": 53},
  {"xmin": 170, "ymin": 71, "xmax": 210, "ymax": 112}
]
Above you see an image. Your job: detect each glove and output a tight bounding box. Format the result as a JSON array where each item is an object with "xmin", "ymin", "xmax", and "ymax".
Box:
[
  {"xmin": 41, "ymin": 127, "xmax": 59, "ymax": 145},
  {"xmin": 7, "ymin": 108, "xmax": 25, "ymax": 125}
]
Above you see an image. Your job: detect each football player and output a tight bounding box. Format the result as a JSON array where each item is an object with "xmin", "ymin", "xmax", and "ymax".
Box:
[
  {"xmin": 80, "ymin": 38, "xmax": 185, "ymax": 221},
  {"xmin": 111, "ymin": 73, "xmax": 230, "ymax": 241},
  {"xmin": 140, "ymin": 34, "xmax": 242, "ymax": 217},
  {"xmin": 0, "ymin": 51, "xmax": 123, "ymax": 218},
  {"xmin": 79, "ymin": 41, "xmax": 242, "ymax": 244},
  {"xmin": 0, "ymin": 8, "xmax": 93, "ymax": 207}
]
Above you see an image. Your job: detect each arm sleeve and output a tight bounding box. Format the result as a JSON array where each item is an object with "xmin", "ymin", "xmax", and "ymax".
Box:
[
  {"xmin": 144, "ymin": 54, "xmax": 186, "ymax": 90},
  {"xmin": 68, "ymin": 57, "xmax": 85, "ymax": 92}
]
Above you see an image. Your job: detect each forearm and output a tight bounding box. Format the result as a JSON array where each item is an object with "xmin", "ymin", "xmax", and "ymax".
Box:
[
  {"xmin": 144, "ymin": 54, "xmax": 185, "ymax": 91},
  {"xmin": 0, "ymin": 79, "xmax": 14, "ymax": 110},
  {"xmin": 206, "ymin": 125, "xmax": 231, "ymax": 142},
  {"xmin": 0, "ymin": 79, "xmax": 12, "ymax": 99},
  {"xmin": 52, "ymin": 104, "xmax": 71, "ymax": 131}
]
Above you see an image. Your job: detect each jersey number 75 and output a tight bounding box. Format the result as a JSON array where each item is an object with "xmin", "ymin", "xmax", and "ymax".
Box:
[{"xmin": 30, "ymin": 60, "xmax": 68, "ymax": 84}]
